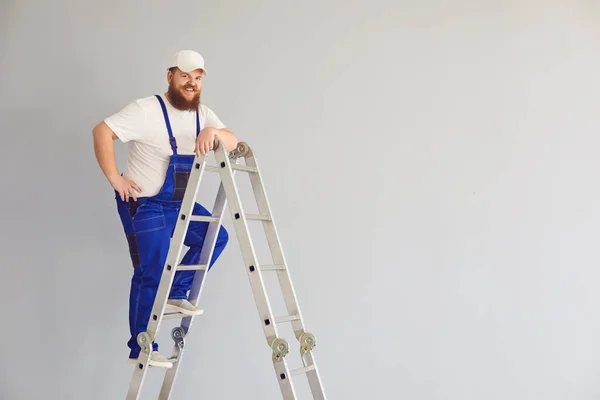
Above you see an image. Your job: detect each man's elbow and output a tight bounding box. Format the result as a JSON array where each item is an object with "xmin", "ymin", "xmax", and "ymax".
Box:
[
  {"xmin": 229, "ymin": 138, "xmax": 239, "ymax": 152},
  {"xmin": 220, "ymin": 129, "xmax": 239, "ymax": 151}
]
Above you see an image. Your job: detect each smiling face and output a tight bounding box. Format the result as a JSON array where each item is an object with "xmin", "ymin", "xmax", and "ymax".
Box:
[{"xmin": 166, "ymin": 67, "xmax": 205, "ymax": 111}]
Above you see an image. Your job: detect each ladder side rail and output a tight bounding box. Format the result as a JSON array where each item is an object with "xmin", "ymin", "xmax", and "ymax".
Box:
[
  {"xmin": 126, "ymin": 154, "xmax": 209, "ymax": 399},
  {"xmin": 245, "ymin": 154, "xmax": 327, "ymax": 399},
  {"xmin": 244, "ymin": 154, "xmax": 305, "ymax": 334},
  {"xmin": 301, "ymin": 351, "xmax": 327, "ymax": 400},
  {"xmin": 214, "ymin": 142, "xmax": 298, "ymax": 399}
]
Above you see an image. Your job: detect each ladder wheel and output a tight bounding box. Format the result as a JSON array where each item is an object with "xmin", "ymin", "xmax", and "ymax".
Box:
[
  {"xmin": 137, "ymin": 332, "xmax": 152, "ymax": 352},
  {"xmin": 171, "ymin": 326, "xmax": 186, "ymax": 341}
]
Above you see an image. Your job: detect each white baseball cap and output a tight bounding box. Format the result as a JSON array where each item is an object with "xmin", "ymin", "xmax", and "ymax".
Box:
[{"xmin": 168, "ymin": 50, "xmax": 207, "ymax": 74}]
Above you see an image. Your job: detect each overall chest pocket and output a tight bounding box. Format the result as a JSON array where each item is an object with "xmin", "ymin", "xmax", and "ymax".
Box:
[{"xmin": 171, "ymin": 161, "xmax": 193, "ymax": 201}]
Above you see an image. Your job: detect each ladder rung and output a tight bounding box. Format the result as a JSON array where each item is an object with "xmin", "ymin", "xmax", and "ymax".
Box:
[
  {"xmin": 177, "ymin": 264, "xmax": 207, "ymax": 271},
  {"xmin": 190, "ymin": 215, "xmax": 220, "ymax": 223},
  {"xmin": 275, "ymin": 315, "xmax": 300, "ymax": 324},
  {"xmin": 205, "ymin": 165, "xmax": 257, "ymax": 173},
  {"xmin": 232, "ymin": 164, "xmax": 258, "ymax": 172},
  {"xmin": 261, "ymin": 264, "xmax": 286, "ymax": 271},
  {"xmin": 245, "ymin": 213, "xmax": 271, "ymax": 221},
  {"xmin": 291, "ymin": 365, "xmax": 316, "ymax": 376}
]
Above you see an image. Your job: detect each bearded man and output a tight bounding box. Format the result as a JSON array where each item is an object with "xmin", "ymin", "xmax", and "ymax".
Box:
[{"xmin": 92, "ymin": 50, "xmax": 238, "ymax": 368}]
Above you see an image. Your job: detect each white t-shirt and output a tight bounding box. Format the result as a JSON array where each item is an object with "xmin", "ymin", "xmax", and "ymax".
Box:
[{"xmin": 104, "ymin": 94, "xmax": 226, "ymax": 197}]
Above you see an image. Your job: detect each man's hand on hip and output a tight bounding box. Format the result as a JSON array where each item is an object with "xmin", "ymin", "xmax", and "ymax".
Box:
[{"xmin": 110, "ymin": 175, "xmax": 142, "ymax": 202}]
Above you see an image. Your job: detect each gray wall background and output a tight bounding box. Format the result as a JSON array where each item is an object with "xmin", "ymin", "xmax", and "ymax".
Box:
[{"xmin": 1, "ymin": 1, "xmax": 600, "ymax": 399}]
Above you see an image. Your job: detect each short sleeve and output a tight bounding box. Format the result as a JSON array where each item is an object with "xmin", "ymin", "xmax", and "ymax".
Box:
[
  {"xmin": 201, "ymin": 105, "xmax": 226, "ymax": 129},
  {"xmin": 104, "ymin": 100, "xmax": 147, "ymax": 143}
]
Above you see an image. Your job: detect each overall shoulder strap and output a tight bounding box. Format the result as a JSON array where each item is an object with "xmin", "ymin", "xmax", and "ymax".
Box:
[
  {"xmin": 155, "ymin": 95, "xmax": 178, "ymax": 155},
  {"xmin": 196, "ymin": 108, "xmax": 201, "ymax": 137}
]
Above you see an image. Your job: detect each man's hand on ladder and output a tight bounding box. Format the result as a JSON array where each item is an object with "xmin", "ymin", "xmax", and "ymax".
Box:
[{"xmin": 195, "ymin": 127, "xmax": 219, "ymax": 156}]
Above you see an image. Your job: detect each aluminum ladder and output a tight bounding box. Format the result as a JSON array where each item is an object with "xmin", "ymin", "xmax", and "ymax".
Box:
[{"xmin": 125, "ymin": 140, "xmax": 326, "ymax": 399}]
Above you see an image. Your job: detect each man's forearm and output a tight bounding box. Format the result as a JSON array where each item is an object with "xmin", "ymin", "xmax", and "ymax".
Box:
[
  {"xmin": 93, "ymin": 122, "xmax": 120, "ymax": 183},
  {"xmin": 217, "ymin": 128, "xmax": 239, "ymax": 152}
]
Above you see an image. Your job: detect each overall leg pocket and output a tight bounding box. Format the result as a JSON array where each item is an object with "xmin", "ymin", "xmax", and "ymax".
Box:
[{"xmin": 133, "ymin": 204, "xmax": 167, "ymax": 234}]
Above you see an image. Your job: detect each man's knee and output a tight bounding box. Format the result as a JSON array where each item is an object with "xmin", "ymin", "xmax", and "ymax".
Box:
[{"xmin": 218, "ymin": 226, "xmax": 229, "ymax": 247}]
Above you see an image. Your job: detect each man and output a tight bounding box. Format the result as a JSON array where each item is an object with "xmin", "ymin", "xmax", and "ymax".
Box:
[{"xmin": 92, "ymin": 50, "xmax": 238, "ymax": 368}]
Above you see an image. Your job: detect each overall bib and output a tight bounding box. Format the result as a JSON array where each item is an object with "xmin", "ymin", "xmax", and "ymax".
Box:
[{"xmin": 115, "ymin": 95, "xmax": 229, "ymax": 358}]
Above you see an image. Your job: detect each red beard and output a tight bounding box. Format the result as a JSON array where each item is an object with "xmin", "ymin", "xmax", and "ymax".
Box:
[{"xmin": 167, "ymin": 83, "xmax": 201, "ymax": 111}]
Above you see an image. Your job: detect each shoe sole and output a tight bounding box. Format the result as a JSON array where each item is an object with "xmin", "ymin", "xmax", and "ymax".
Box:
[{"xmin": 165, "ymin": 304, "xmax": 204, "ymax": 316}]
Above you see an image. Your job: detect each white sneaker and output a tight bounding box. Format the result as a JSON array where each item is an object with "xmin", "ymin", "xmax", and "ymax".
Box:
[
  {"xmin": 166, "ymin": 299, "xmax": 204, "ymax": 316},
  {"xmin": 128, "ymin": 351, "xmax": 173, "ymax": 368}
]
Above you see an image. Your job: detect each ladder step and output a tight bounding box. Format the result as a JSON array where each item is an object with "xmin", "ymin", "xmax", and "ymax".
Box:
[
  {"xmin": 190, "ymin": 215, "xmax": 220, "ymax": 223},
  {"xmin": 205, "ymin": 165, "xmax": 257, "ymax": 173},
  {"xmin": 275, "ymin": 315, "xmax": 300, "ymax": 324},
  {"xmin": 260, "ymin": 264, "xmax": 286, "ymax": 271},
  {"xmin": 245, "ymin": 213, "xmax": 271, "ymax": 221},
  {"xmin": 177, "ymin": 264, "xmax": 207, "ymax": 271},
  {"xmin": 291, "ymin": 365, "xmax": 316, "ymax": 376},
  {"xmin": 162, "ymin": 312, "xmax": 189, "ymax": 319}
]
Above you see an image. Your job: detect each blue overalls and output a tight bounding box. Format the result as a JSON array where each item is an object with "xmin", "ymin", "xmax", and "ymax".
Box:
[{"xmin": 115, "ymin": 94, "xmax": 229, "ymax": 359}]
